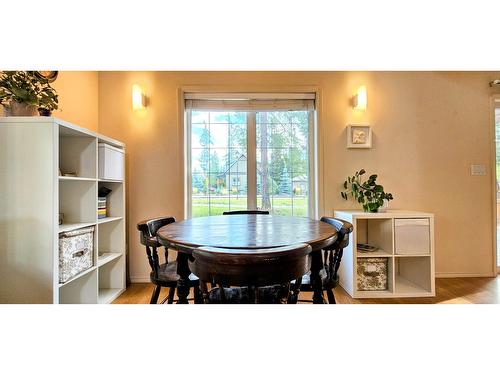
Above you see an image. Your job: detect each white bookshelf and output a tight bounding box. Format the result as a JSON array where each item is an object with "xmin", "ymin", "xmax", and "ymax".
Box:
[
  {"xmin": 334, "ymin": 210, "xmax": 435, "ymax": 298},
  {"xmin": 0, "ymin": 117, "xmax": 126, "ymax": 304}
]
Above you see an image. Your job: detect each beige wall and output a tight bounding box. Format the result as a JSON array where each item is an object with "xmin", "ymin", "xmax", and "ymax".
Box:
[
  {"xmin": 51, "ymin": 71, "xmax": 99, "ymax": 132},
  {"xmin": 96, "ymin": 71, "xmax": 500, "ymax": 281},
  {"xmin": 1, "ymin": 71, "xmax": 99, "ymax": 131}
]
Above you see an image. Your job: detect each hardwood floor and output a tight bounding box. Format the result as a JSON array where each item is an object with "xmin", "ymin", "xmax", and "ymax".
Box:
[{"xmin": 114, "ymin": 276, "xmax": 500, "ymax": 304}]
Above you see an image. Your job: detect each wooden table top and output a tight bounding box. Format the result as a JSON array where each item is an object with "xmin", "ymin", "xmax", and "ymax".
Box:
[{"xmin": 156, "ymin": 215, "xmax": 338, "ymax": 253}]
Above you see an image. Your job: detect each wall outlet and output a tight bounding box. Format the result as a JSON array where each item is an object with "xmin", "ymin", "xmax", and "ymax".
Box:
[{"xmin": 470, "ymin": 164, "xmax": 486, "ymax": 176}]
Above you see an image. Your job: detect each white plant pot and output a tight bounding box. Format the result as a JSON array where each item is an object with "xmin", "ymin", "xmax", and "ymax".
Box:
[{"xmin": 378, "ymin": 199, "xmax": 390, "ymax": 213}]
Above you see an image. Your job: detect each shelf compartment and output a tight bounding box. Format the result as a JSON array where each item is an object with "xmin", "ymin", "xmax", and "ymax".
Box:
[
  {"xmin": 394, "ymin": 276, "xmax": 431, "ymax": 295},
  {"xmin": 355, "ymin": 257, "xmax": 394, "ymax": 294},
  {"xmin": 59, "ymin": 179, "xmax": 97, "ymax": 224},
  {"xmin": 58, "ymin": 266, "xmax": 97, "ymax": 287},
  {"xmin": 98, "ymin": 252, "xmax": 123, "ymax": 267},
  {"xmin": 394, "ymin": 218, "xmax": 431, "ymax": 255},
  {"xmin": 59, "ymin": 122, "xmax": 96, "ymax": 138},
  {"xmin": 356, "ymin": 218, "xmax": 393, "ymax": 256},
  {"xmin": 394, "ymin": 256, "xmax": 432, "ymax": 294},
  {"xmin": 98, "ymin": 255, "xmax": 125, "ymax": 304},
  {"xmin": 59, "ymin": 268, "xmax": 98, "ymax": 304},
  {"xmin": 59, "ymin": 133, "xmax": 96, "ymax": 179},
  {"xmin": 98, "ymin": 181, "xmax": 124, "ymax": 218},
  {"xmin": 98, "ymin": 288, "xmax": 124, "ymax": 304},
  {"xmin": 98, "ymin": 216, "xmax": 124, "ymax": 268}
]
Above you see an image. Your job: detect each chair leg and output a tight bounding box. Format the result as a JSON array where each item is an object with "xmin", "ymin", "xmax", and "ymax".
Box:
[
  {"xmin": 280, "ymin": 283, "xmax": 290, "ymax": 304},
  {"xmin": 288, "ymin": 278, "xmax": 302, "ymax": 304},
  {"xmin": 167, "ymin": 286, "xmax": 176, "ymax": 304},
  {"xmin": 150, "ymin": 285, "xmax": 161, "ymax": 304},
  {"xmin": 193, "ymin": 285, "xmax": 203, "ymax": 304},
  {"xmin": 219, "ymin": 284, "xmax": 227, "ymax": 303},
  {"xmin": 253, "ymin": 286, "xmax": 259, "ymax": 304},
  {"xmin": 326, "ymin": 288, "xmax": 336, "ymax": 304},
  {"xmin": 199, "ymin": 281, "xmax": 210, "ymax": 304}
]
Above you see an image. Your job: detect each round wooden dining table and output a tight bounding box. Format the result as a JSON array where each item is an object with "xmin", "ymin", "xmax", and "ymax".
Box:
[{"xmin": 157, "ymin": 214, "xmax": 338, "ymax": 304}]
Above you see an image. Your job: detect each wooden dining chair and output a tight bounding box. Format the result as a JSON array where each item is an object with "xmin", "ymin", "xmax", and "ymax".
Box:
[
  {"xmin": 222, "ymin": 210, "xmax": 270, "ymax": 215},
  {"xmin": 137, "ymin": 216, "xmax": 201, "ymax": 304},
  {"xmin": 190, "ymin": 243, "xmax": 312, "ymax": 304},
  {"xmin": 294, "ymin": 217, "xmax": 353, "ymax": 304}
]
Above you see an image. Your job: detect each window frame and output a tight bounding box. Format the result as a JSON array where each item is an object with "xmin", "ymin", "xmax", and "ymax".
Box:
[{"xmin": 185, "ymin": 104, "xmax": 317, "ymax": 219}]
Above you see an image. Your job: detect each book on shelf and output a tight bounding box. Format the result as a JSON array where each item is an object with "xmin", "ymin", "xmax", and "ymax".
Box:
[
  {"xmin": 357, "ymin": 243, "xmax": 379, "ymax": 252},
  {"xmin": 98, "ymin": 197, "xmax": 107, "ymax": 218}
]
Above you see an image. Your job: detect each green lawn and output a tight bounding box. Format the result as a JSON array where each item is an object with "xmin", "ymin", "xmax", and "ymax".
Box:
[{"xmin": 192, "ymin": 196, "xmax": 308, "ymax": 217}]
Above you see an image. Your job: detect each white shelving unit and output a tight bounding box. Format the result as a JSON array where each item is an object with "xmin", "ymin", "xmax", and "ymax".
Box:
[
  {"xmin": 0, "ymin": 117, "xmax": 126, "ymax": 304},
  {"xmin": 334, "ymin": 210, "xmax": 435, "ymax": 298}
]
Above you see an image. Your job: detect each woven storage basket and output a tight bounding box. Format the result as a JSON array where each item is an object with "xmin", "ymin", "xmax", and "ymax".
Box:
[
  {"xmin": 357, "ymin": 257, "xmax": 388, "ymax": 291},
  {"xmin": 59, "ymin": 226, "xmax": 94, "ymax": 283}
]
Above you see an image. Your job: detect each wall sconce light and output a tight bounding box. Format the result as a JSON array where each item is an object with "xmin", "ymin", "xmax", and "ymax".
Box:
[
  {"xmin": 132, "ymin": 84, "xmax": 148, "ymax": 111},
  {"xmin": 351, "ymin": 85, "xmax": 367, "ymax": 111}
]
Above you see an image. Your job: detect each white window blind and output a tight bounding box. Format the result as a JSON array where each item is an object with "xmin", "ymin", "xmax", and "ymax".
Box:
[{"xmin": 185, "ymin": 93, "xmax": 315, "ymax": 111}]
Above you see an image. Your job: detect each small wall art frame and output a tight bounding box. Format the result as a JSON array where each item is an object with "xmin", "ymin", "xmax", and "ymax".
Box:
[{"xmin": 347, "ymin": 124, "xmax": 372, "ymax": 149}]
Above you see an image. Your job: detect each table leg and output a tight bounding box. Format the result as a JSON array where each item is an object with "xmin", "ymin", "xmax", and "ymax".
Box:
[
  {"xmin": 310, "ymin": 251, "xmax": 326, "ymax": 304},
  {"xmin": 175, "ymin": 252, "xmax": 191, "ymax": 304}
]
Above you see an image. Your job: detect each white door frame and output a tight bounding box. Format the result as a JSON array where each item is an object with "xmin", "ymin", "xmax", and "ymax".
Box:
[{"xmin": 490, "ymin": 95, "xmax": 500, "ymax": 274}]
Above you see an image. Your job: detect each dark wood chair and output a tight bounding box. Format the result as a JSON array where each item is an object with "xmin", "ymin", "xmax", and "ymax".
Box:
[
  {"xmin": 137, "ymin": 216, "xmax": 201, "ymax": 304},
  {"xmin": 222, "ymin": 210, "xmax": 270, "ymax": 215},
  {"xmin": 294, "ymin": 217, "xmax": 353, "ymax": 304},
  {"xmin": 190, "ymin": 244, "xmax": 312, "ymax": 304}
]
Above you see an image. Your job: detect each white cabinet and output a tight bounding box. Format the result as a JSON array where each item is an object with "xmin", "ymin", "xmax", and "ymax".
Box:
[
  {"xmin": 0, "ymin": 117, "xmax": 126, "ymax": 304},
  {"xmin": 334, "ymin": 210, "xmax": 435, "ymax": 298}
]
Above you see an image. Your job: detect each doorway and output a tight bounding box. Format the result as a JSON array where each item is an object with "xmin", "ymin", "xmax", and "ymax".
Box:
[{"xmin": 494, "ymin": 98, "xmax": 500, "ymax": 273}]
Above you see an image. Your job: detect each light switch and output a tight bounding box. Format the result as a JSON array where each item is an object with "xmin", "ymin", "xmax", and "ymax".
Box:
[{"xmin": 470, "ymin": 164, "xmax": 486, "ymax": 176}]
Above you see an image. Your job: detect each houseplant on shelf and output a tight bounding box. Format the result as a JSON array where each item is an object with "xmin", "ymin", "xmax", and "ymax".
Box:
[
  {"xmin": 37, "ymin": 83, "xmax": 59, "ymax": 116},
  {"xmin": 341, "ymin": 169, "xmax": 394, "ymax": 213},
  {"xmin": 0, "ymin": 71, "xmax": 59, "ymax": 116}
]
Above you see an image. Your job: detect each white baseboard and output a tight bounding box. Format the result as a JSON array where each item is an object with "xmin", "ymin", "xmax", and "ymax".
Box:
[
  {"xmin": 130, "ymin": 277, "xmax": 150, "ymax": 283},
  {"xmin": 435, "ymin": 272, "xmax": 496, "ymax": 278}
]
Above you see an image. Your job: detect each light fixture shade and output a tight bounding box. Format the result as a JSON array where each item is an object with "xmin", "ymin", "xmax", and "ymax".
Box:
[
  {"xmin": 132, "ymin": 84, "xmax": 146, "ymax": 111},
  {"xmin": 353, "ymin": 85, "xmax": 367, "ymax": 111}
]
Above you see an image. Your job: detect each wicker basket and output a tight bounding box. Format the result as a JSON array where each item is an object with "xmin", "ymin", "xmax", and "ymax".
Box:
[
  {"xmin": 59, "ymin": 226, "xmax": 94, "ymax": 283},
  {"xmin": 357, "ymin": 257, "xmax": 388, "ymax": 291}
]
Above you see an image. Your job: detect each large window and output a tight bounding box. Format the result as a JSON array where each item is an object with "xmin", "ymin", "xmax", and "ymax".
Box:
[
  {"xmin": 186, "ymin": 93, "xmax": 316, "ymax": 218},
  {"xmin": 190, "ymin": 111, "xmax": 248, "ymax": 217}
]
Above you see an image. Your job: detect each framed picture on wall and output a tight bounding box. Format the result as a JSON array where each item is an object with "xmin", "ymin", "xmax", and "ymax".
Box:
[{"xmin": 347, "ymin": 124, "xmax": 372, "ymax": 148}]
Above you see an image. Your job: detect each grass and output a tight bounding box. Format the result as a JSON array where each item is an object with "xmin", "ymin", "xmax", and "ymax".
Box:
[{"xmin": 192, "ymin": 196, "xmax": 308, "ymax": 217}]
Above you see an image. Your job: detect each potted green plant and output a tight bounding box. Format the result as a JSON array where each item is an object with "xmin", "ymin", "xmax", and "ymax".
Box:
[
  {"xmin": 37, "ymin": 83, "xmax": 59, "ymax": 116},
  {"xmin": 0, "ymin": 71, "xmax": 59, "ymax": 116},
  {"xmin": 341, "ymin": 169, "xmax": 394, "ymax": 213}
]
